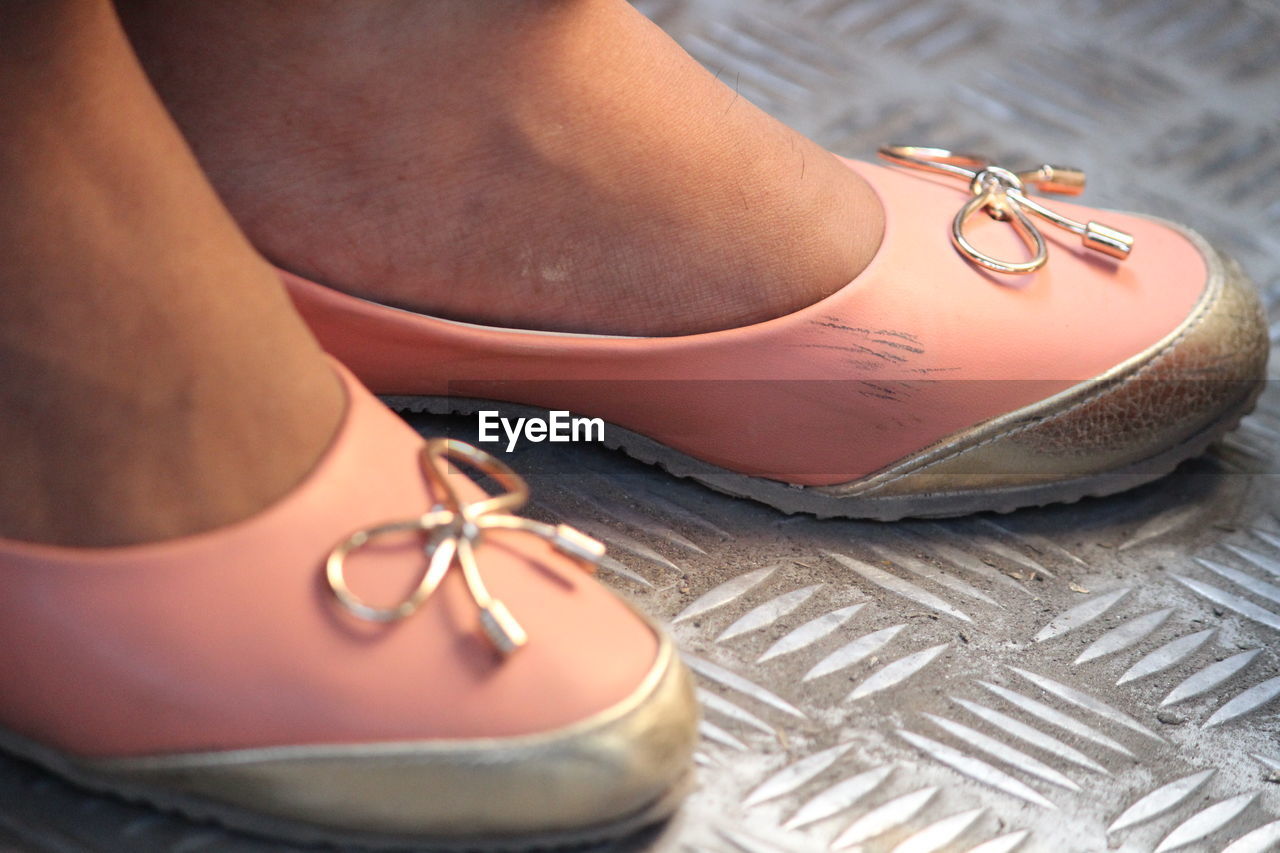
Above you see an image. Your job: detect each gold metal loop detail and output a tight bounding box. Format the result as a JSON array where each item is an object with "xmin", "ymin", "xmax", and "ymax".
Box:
[
  {"xmin": 325, "ymin": 438, "xmax": 605, "ymax": 656},
  {"xmin": 878, "ymin": 144, "xmax": 1134, "ymax": 275}
]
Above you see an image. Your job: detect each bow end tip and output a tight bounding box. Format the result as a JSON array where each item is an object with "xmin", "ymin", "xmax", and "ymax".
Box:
[
  {"xmin": 1027, "ymin": 164, "xmax": 1086, "ymax": 195},
  {"xmin": 1084, "ymin": 221, "xmax": 1134, "ymax": 260},
  {"xmin": 480, "ymin": 600, "xmax": 529, "ymax": 656}
]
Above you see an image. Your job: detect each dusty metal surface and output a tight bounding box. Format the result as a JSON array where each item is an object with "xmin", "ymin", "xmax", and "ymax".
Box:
[{"xmin": 3, "ymin": 0, "xmax": 1279, "ymax": 851}]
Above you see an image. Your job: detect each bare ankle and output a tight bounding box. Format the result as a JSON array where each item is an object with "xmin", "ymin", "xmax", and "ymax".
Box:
[{"xmin": 0, "ymin": 0, "xmax": 343, "ymax": 547}]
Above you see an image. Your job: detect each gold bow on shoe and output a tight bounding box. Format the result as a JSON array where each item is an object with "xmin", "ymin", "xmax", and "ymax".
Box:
[
  {"xmin": 878, "ymin": 145, "xmax": 1134, "ymax": 274},
  {"xmin": 325, "ymin": 438, "xmax": 605, "ymax": 656}
]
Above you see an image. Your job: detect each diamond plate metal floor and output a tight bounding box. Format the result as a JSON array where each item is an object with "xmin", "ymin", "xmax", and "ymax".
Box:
[{"xmin": 4, "ymin": 1, "xmax": 1279, "ymax": 851}]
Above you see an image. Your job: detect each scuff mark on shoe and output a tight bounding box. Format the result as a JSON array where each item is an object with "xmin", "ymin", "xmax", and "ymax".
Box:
[
  {"xmin": 804, "ymin": 318, "xmax": 934, "ymax": 365},
  {"xmin": 859, "ymin": 381, "xmax": 905, "ymax": 401},
  {"xmin": 906, "ymin": 366, "xmax": 962, "ymax": 375},
  {"xmin": 787, "ymin": 341, "xmax": 906, "ymax": 364},
  {"xmin": 871, "ymin": 337, "xmax": 926, "ymax": 354}
]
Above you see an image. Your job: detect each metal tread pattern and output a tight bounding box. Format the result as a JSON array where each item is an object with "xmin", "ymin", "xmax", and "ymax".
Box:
[{"xmin": 2, "ymin": 0, "xmax": 1278, "ymax": 851}]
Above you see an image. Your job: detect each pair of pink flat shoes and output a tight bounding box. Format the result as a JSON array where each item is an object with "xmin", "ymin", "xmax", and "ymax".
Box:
[{"xmin": 0, "ymin": 148, "xmax": 1267, "ymax": 848}]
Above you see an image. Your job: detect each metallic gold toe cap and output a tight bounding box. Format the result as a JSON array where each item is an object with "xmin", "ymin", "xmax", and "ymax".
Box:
[
  {"xmin": 830, "ymin": 223, "xmax": 1268, "ymax": 499},
  {"xmin": 79, "ymin": 636, "xmax": 698, "ymax": 846},
  {"xmin": 992, "ymin": 246, "xmax": 1267, "ymax": 463}
]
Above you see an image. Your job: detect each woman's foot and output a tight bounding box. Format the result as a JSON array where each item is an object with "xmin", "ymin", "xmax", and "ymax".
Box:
[
  {"xmin": 278, "ymin": 155, "xmax": 1268, "ymax": 517},
  {"xmin": 0, "ymin": 4, "xmax": 697, "ymax": 843},
  {"xmin": 0, "ymin": 0, "xmax": 343, "ymax": 546},
  {"xmin": 117, "ymin": 0, "xmax": 885, "ymax": 336},
  {"xmin": 0, "ymin": 372, "xmax": 698, "ymax": 845}
]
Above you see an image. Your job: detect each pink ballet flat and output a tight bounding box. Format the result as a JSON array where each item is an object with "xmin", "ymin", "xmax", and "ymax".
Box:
[
  {"xmin": 0, "ymin": 363, "xmax": 697, "ymax": 848},
  {"xmin": 283, "ymin": 147, "xmax": 1268, "ymax": 518}
]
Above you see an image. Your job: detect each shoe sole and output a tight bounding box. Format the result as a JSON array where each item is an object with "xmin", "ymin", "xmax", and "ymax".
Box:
[
  {"xmin": 0, "ymin": 724, "xmax": 693, "ymax": 852},
  {"xmin": 386, "ymin": 379, "xmax": 1261, "ymax": 520}
]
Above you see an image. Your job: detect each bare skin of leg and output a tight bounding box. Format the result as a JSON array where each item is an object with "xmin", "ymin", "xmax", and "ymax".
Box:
[
  {"xmin": 0, "ymin": 0, "xmax": 344, "ymax": 547},
  {"xmin": 116, "ymin": 0, "xmax": 885, "ymax": 336}
]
